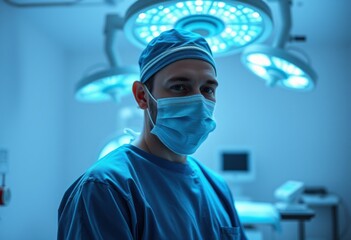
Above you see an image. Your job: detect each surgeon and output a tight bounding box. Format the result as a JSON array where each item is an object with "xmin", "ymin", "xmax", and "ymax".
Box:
[{"xmin": 58, "ymin": 29, "xmax": 247, "ymax": 240}]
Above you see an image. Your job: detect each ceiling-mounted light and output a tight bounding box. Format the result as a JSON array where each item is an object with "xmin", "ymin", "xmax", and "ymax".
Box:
[
  {"xmin": 241, "ymin": 0, "xmax": 317, "ymax": 91},
  {"xmin": 76, "ymin": 14, "xmax": 139, "ymax": 102},
  {"xmin": 242, "ymin": 44, "xmax": 317, "ymax": 90},
  {"xmin": 124, "ymin": 0, "xmax": 273, "ymax": 56},
  {"xmin": 75, "ymin": 66, "xmax": 139, "ymax": 102}
]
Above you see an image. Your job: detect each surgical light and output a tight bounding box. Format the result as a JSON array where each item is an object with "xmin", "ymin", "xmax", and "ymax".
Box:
[
  {"xmin": 243, "ymin": 45, "xmax": 317, "ymax": 90},
  {"xmin": 76, "ymin": 14, "xmax": 139, "ymax": 102},
  {"xmin": 76, "ymin": 66, "xmax": 138, "ymax": 102},
  {"xmin": 124, "ymin": 0, "xmax": 273, "ymax": 56},
  {"xmin": 241, "ymin": 0, "xmax": 317, "ymax": 91}
]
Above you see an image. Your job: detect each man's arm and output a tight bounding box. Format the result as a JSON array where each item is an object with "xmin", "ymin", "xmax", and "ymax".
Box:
[{"xmin": 58, "ymin": 180, "xmax": 134, "ymax": 240}]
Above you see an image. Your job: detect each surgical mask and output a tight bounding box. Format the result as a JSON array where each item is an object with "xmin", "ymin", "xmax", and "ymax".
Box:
[{"xmin": 144, "ymin": 87, "xmax": 216, "ymax": 155}]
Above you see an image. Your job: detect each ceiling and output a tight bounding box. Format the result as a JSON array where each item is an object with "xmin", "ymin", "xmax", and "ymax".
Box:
[{"xmin": 3, "ymin": 0, "xmax": 351, "ymax": 53}]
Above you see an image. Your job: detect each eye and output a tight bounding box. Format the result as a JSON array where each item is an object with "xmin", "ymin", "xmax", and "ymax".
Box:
[
  {"xmin": 201, "ymin": 86, "xmax": 216, "ymax": 95},
  {"xmin": 170, "ymin": 84, "xmax": 188, "ymax": 92}
]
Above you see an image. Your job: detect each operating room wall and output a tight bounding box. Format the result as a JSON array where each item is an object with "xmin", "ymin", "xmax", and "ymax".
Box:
[{"xmin": 0, "ymin": 6, "xmax": 66, "ymax": 240}]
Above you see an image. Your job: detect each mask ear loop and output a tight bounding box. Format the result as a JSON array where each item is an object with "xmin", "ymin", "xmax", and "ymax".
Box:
[{"xmin": 143, "ymin": 85, "xmax": 157, "ymax": 127}]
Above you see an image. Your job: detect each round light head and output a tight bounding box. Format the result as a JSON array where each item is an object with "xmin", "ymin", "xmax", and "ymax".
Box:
[
  {"xmin": 75, "ymin": 66, "xmax": 139, "ymax": 102},
  {"xmin": 241, "ymin": 45, "xmax": 317, "ymax": 91},
  {"xmin": 124, "ymin": 0, "xmax": 273, "ymax": 56}
]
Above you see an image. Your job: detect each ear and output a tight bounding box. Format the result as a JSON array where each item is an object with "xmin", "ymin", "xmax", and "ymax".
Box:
[{"xmin": 132, "ymin": 81, "xmax": 148, "ymax": 109}]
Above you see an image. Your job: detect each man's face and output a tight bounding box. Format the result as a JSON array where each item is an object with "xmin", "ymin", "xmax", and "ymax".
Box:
[
  {"xmin": 150, "ymin": 59, "xmax": 218, "ymax": 101},
  {"xmin": 146, "ymin": 59, "xmax": 218, "ymax": 125}
]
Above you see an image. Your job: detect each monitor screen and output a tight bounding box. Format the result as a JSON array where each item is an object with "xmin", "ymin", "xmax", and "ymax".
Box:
[
  {"xmin": 222, "ymin": 152, "xmax": 249, "ymax": 172},
  {"xmin": 219, "ymin": 149, "xmax": 254, "ymax": 183}
]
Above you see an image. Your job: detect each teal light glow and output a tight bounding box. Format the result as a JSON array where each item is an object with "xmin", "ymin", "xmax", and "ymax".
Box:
[
  {"xmin": 247, "ymin": 53, "xmax": 271, "ymax": 66},
  {"xmin": 284, "ymin": 76, "xmax": 309, "ymax": 89},
  {"xmin": 76, "ymin": 66, "xmax": 139, "ymax": 102},
  {"xmin": 124, "ymin": 0, "xmax": 272, "ymax": 56},
  {"xmin": 99, "ymin": 128, "xmax": 140, "ymax": 159},
  {"xmin": 242, "ymin": 45, "xmax": 317, "ymax": 91},
  {"xmin": 247, "ymin": 63, "xmax": 268, "ymax": 77},
  {"xmin": 99, "ymin": 134, "xmax": 134, "ymax": 159}
]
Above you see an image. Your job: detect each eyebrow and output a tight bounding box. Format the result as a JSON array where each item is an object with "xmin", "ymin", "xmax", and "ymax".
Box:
[
  {"xmin": 167, "ymin": 77, "xmax": 219, "ymax": 86},
  {"xmin": 207, "ymin": 79, "xmax": 219, "ymax": 87}
]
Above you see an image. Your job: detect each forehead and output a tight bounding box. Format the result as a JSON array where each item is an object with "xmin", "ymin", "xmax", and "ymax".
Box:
[{"xmin": 153, "ymin": 59, "xmax": 217, "ymax": 82}]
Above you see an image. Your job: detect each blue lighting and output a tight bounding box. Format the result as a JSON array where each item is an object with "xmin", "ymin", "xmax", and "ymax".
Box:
[
  {"xmin": 124, "ymin": 0, "xmax": 272, "ymax": 56},
  {"xmin": 242, "ymin": 45, "xmax": 317, "ymax": 91},
  {"xmin": 76, "ymin": 66, "xmax": 139, "ymax": 102},
  {"xmin": 99, "ymin": 134, "xmax": 134, "ymax": 159},
  {"xmin": 247, "ymin": 53, "xmax": 271, "ymax": 66},
  {"xmin": 99, "ymin": 128, "xmax": 140, "ymax": 159}
]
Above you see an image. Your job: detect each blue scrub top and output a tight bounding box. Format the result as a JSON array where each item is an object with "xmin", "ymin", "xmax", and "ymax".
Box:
[{"xmin": 58, "ymin": 144, "xmax": 247, "ymax": 240}]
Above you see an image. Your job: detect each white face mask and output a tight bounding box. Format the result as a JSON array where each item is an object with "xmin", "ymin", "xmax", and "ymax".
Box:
[{"xmin": 145, "ymin": 87, "xmax": 216, "ymax": 155}]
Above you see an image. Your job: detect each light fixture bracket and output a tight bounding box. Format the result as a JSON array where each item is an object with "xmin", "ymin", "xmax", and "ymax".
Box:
[{"xmin": 75, "ymin": 14, "xmax": 139, "ymax": 103}]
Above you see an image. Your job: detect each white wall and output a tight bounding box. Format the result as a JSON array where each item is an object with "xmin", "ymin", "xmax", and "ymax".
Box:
[
  {"xmin": 0, "ymin": 4, "xmax": 66, "ymax": 240},
  {"xmin": 1, "ymin": 3, "xmax": 350, "ymax": 240}
]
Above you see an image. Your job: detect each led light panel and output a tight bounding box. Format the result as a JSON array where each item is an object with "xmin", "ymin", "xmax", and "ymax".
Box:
[
  {"xmin": 242, "ymin": 45, "xmax": 317, "ymax": 91},
  {"xmin": 76, "ymin": 66, "xmax": 139, "ymax": 102},
  {"xmin": 124, "ymin": 0, "xmax": 272, "ymax": 56}
]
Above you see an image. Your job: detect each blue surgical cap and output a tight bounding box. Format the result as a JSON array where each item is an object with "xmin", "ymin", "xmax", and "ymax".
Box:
[{"xmin": 138, "ymin": 29, "xmax": 217, "ymax": 83}]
